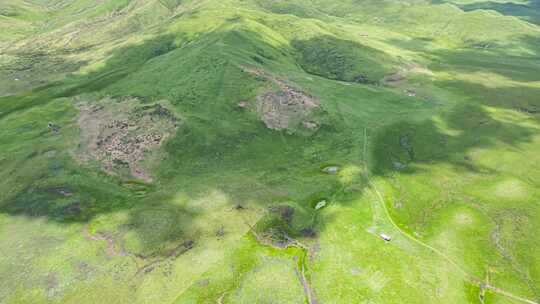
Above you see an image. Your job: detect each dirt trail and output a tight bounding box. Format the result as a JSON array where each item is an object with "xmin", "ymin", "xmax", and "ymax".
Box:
[
  {"xmin": 362, "ymin": 128, "xmax": 538, "ymax": 304},
  {"xmin": 294, "ymin": 259, "xmax": 317, "ymax": 304},
  {"xmin": 216, "ymin": 293, "xmax": 226, "ymax": 304}
]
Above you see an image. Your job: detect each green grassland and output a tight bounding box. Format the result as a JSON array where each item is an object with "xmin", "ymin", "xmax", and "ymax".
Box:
[{"xmin": 1, "ymin": 0, "xmax": 540, "ymax": 303}]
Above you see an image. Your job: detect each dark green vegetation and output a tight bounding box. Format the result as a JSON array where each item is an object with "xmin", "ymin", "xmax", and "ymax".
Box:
[
  {"xmin": 1, "ymin": 0, "xmax": 539, "ymax": 303},
  {"xmin": 437, "ymin": 0, "xmax": 540, "ymax": 25}
]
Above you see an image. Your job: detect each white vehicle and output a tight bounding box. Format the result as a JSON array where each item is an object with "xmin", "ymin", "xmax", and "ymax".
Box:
[
  {"xmin": 315, "ymin": 200, "xmax": 327, "ymax": 210},
  {"xmin": 379, "ymin": 233, "xmax": 392, "ymax": 242}
]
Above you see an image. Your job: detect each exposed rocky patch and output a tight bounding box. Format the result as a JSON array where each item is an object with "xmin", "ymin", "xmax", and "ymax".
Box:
[
  {"xmin": 517, "ymin": 106, "xmax": 539, "ymax": 114},
  {"xmin": 303, "ymin": 121, "xmax": 318, "ymax": 130},
  {"xmin": 243, "ymin": 67, "xmax": 321, "ymax": 133},
  {"xmin": 392, "ymin": 159, "xmax": 407, "ymax": 170},
  {"xmin": 404, "ymin": 89, "xmax": 417, "ymax": 97},
  {"xmin": 353, "ymin": 74, "xmax": 371, "ymax": 84},
  {"xmin": 322, "ymin": 166, "xmax": 339, "ymax": 174},
  {"xmin": 45, "ymin": 186, "xmax": 73, "ymax": 197},
  {"xmin": 77, "ymin": 97, "xmax": 180, "ymax": 182},
  {"xmin": 257, "ymin": 88, "xmax": 319, "ymax": 131},
  {"xmin": 399, "ymin": 134, "xmax": 414, "ymax": 160},
  {"xmin": 269, "ymin": 205, "xmax": 295, "ymax": 226},
  {"xmin": 236, "ymin": 101, "xmax": 249, "ymax": 109},
  {"xmin": 47, "ymin": 122, "xmax": 61, "ymax": 133},
  {"xmin": 299, "ymin": 227, "xmax": 317, "ymax": 238}
]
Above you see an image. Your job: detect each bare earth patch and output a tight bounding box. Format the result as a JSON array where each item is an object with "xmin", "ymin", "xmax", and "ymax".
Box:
[
  {"xmin": 257, "ymin": 88, "xmax": 319, "ymax": 131},
  {"xmin": 381, "ymin": 63, "xmax": 434, "ymax": 86},
  {"xmin": 82, "ymin": 225, "xmax": 127, "ymax": 257},
  {"xmin": 243, "ymin": 67, "xmax": 321, "ymax": 133},
  {"xmin": 77, "ymin": 96, "xmax": 180, "ymax": 182}
]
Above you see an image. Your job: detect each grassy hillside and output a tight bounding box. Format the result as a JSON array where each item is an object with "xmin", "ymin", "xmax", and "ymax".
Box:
[{"xmin": 1, "ymin": 0, "xmax": 539, "ymax": 303}]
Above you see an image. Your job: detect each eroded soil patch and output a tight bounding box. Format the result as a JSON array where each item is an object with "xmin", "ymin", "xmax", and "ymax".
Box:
[
  {"xmin": 82, "ymin": 224, "xmax": 195, "ymax": 276},
  {"xmin": 83, "ymin": 225, "xmax": 127, "ymax": 257},
  {"xmin": 257, "ymin": 89, "xmax": 319, "ymax": 132},
  {"xmin": 243, "ymin": 67, "xmax": 322, "ymax": 133},
  {"xmin": 77, "ymin": 97, "xmax": 180, "ymax": 181}
]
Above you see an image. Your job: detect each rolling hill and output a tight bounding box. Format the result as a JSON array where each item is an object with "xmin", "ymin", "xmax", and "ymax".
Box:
[{"xmin": 1, "ymin": 1, "xmax": 540, "ymax": 303}]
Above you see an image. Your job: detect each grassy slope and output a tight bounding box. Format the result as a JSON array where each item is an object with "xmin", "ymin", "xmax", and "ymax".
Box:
[{"xmin": 1, "ymin": 0, "xmax": 539, "ymax": 303}]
